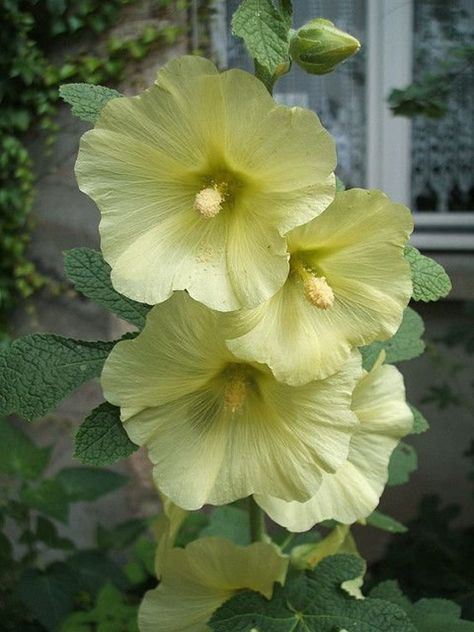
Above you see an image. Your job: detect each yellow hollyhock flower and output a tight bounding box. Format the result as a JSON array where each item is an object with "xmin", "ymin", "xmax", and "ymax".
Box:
[
  {"xmin": 139, "ymin": 537, "xmax": 288, "ymax": 632},
  {"xmin": 255, "ymin": 353, "xmax": 413, "ymax": 530},
  {"xmin": 225, "ymin": 188, "xmax": 413, "ymax": 384},
  {"xmin": 101, "ymin": 291, "xmax": 362, "ymax": 510},
  {"xmin": 75, "ymin": 55, "xmax": 336, "ymax": 311}
]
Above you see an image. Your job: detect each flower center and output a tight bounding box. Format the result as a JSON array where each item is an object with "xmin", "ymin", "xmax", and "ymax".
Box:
[
  {"xmin": 194, "ymin": 186, "xmax": 225, "ymax": 218},
  {"xmin": 291, "ymin": 257, "xmax": 335, "ymax": 309},
  {"xmin": 222, "ymin": 364, "xmax": 252, "ymax": 414}
]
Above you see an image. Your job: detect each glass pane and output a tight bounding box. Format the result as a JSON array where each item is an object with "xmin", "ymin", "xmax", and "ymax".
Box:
[
  {"xmin": 411, "ymin": 0, "xmax": 474, "ymax": 213},
  {"xmin": 225, "ymin": 0, "xmax": 367, "ymax": 188}
]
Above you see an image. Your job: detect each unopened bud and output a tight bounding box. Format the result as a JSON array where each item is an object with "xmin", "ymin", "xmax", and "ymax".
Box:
[{"xmin": 289, "ymin": 18, "xmax": 360, "ymax": 75}]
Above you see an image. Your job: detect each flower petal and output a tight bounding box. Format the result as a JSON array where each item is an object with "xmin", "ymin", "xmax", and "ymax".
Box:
[
  {"xmin": 76, "ymin": 56, "xmax": 336, "ymax": 310},
  {"xmin": 103, "ymin": 292, "xmax": 362, "ymax": 510},
  {"xmin": 139, "ymin": 537, "xmax": 288, "ymax": 632},
  {"xmin": 226, "ymin": 188, "xmax": 413, "ymax": 383},
  {"xmin": 256, "ymin": 361, "xmax": 413, "ymax": 530}
]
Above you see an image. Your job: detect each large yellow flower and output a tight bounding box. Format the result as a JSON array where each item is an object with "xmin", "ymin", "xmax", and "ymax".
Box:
[
  {"xmin": 101, "ymin": 291, "xmax": 362, "ymax": 510},
  {"xmin": 225, "ymin": 189, "xmax": 413, "ymax": 384},
  {"xmin": 139, "ymin": 537, "xmax": 288, "ymax": 632},
  {"xmin": 255, "ymin": 353, "xmax": 413, "ymax": 530},
  {"xmin": 75, "ymin": 56, "xmax": 336, "ymax": 311}
]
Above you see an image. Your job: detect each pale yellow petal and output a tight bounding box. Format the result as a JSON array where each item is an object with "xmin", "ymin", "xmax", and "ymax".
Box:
[
  {"xmin": 256, "ymin": 362, "xmax": 413, "ymax": 529},
  {"xmin": 154, "ymin": 495, "xmax": 188, "ymax": 579},
  {"xmin": 139, "ymin": 537, "xmax": 288, "ymax": 632},
  {"xmin": 227, "ymin": 188, "xmax": 413, "ymax": 382},
  {"xmin": 76, "ymin": 56, "xmax": 336, "ymax": 310},
  {"xmin": 225, "ymin": 275, "xmax": 352, "ymax": 385},
  {"xmin": 101, "ymin": 292, "xmax": 233, "ymax": 412}
]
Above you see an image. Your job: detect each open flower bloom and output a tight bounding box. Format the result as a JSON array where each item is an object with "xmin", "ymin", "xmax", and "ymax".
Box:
[
  {"xmin": 255, "ymin": 353, "xmax": 414, "ymax": 530},
  {"xmin": 139, "ymin": 537, "xmax": 288, "ymax": 632},
  {"xmin": 75, "ymin": 55, "xmax": 336, "ymax": 311},
  {"xmin": 225, "ymin": 188, "xmax": 413, "ymax": 384},
  {"xmin": 101, "ymin": 291, "xmax": 362, "ymax": 510}
]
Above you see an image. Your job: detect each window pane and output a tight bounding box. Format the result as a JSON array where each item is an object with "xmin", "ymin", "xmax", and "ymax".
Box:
[
  {"xmin": 225, "ymin": 0, "xmax": 367, "ymax": 188},
  {"xmin": 411, "ymin": 0, "xmax": 474, "ymax": 213}
]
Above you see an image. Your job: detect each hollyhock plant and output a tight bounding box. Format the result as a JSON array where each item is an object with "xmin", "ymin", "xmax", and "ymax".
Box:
[
  {"xmin": 101, "ymin": 291, "xmax": 363, "ymax": 510},
  {"xmin": 75, "ymin": 55, "xmax": 336, "ymax": 312},
  {"xmin": 225, "ymin": 188, "xmax": 413, "ymax": 385}
]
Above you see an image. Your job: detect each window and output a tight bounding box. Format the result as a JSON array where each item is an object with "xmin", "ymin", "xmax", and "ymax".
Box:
[{"xmin": 212, "ymin": 0, "xmax": 474, "ymax": 251}]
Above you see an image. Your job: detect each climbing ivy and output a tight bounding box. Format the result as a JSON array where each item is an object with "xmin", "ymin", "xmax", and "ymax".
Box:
[{"xmin": 0, "ymin": 0, "xmax": 182, "ymax": 337}]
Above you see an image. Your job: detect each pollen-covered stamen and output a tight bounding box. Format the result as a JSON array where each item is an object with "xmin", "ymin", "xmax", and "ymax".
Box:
[
  {"xmin": 292, "ymin": 258, "xmax": 335, "ymax": 309},
  {"xmin": 304, "ymin": 275, "xmax": 334, "ymax": 309},
  {"xmin": 194, "ymin": 186, "xmax": 224, "ymax": 218},
  {"xmin": 223, "ymin": 365, "xmax": 249, "ymax": 414}
]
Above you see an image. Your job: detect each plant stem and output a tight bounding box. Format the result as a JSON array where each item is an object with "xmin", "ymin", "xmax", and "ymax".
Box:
[{"xmin": 248, "ymin": 497, "xmax": 266, "ymax": 542}]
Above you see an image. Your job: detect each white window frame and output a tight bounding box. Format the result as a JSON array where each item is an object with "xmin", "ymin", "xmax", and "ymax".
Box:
[{"xmin": 366, "ymin": 0, "xmax": 474, "ymax": 251}]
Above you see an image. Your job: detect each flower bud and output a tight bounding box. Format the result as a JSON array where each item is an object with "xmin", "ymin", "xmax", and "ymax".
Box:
[{"xmin": 289, "ymin": 18, "xmax": 360, "ymax": 75}]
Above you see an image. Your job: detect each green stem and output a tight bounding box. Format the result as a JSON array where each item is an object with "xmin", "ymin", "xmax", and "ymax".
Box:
[
  {"xmin": 248, "ymin": 497, "xmax": 266, "ymax": 542},
  {"xmin": 280, "ymin": 532, "xmax": 295, "ymax": 551}
]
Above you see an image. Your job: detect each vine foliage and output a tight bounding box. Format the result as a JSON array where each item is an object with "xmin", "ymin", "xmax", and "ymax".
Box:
[{"xmin": 0, "ymin": 0, "xmax": 182, "ymax": 336}]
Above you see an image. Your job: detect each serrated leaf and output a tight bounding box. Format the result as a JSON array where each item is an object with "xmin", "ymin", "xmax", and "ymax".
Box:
[
  {"xmin": 0, "ymin": 335, "xmax": 116, "ymax": 421},
  {"xmin": 232, "ymin": 0, "xmax": 290, "ymax": 74},
  {"xmin": 361, "ymin": 307, "xmax": 425, "ymax": 370},
  {"xmin": 210, "ymin": 554, "xmax": 415, "ymax": 631},
  {"xmin": 366, "ymin": 510, "xmax": 407, "ymax": 533},
  {"xmin": 409, "ymin": 404, "xmax": 429, "ymax": 434},
  {"xmin": 64, "ymin": 248, "xmax": 151, "ymax": 329},
  {"xmin": 74, "ymin": 402, "xmax": 138, "ymax": 466},
  {"xmin": 405, "ymin": 246, "xmax": 451, "ymax": 302},
  {"xmin": 0, "ymin": 417, "xmax": 51, "ymax": 479},
  {"xmin": 370, "ymin": 581, "xmax": 474, "ymax": 631},
  {"xmin": 59, "ymin": 83, "xmax": 121, "ymax": 123},
  {"xmin": 200, "ymin": 506, "xmax": 250, "ymax": 545},
  {"xmin": 387, "ymin": 442, "xmax": 417, "ymax": 487},
  {"xmin": 55, "ymin": 466, "xmax": 128, "ymax": 501},
  {"xmin": 21, "ymin": 480, "xmax": 71, "ymax": 523}
]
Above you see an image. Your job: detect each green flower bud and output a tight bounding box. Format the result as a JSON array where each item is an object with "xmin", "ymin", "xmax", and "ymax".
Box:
[{"xmin": 289, "ymin": 18, "xmax": 360, "ymax": 75}]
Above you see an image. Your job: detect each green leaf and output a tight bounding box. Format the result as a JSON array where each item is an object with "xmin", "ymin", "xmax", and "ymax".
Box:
[
  {"xmin": 65, "ymin": 550, "xmax": 129, "ymax": 595},
  {"xmin": 387, "ymin": 442, "xmax": 417, "ymax": 487},
  {"xmin": 96, "ymin": 517, "xmax": 149, "ymax": 550},
  {"xmin": 279, "ymin": 0, "xmax": 293, "ymax": 29},
  {"xmin": 410, "ymin": 405, "xmax": 429, "ymax": 434},
  {"xmin": 0, "ymin": 417, "xmax": 51, "ymax": 479},
  {"xmin": 0, "ymin": 335, "xmax": 116, "ymax": 421},
  {"xmin": 74, "ymin": 402, "xmax": 138, "ymax": 465},
  {"xmin": 210, "ymin": 554, "xmax": 415, "ymax": 631},
  {"xmin": 200, "ymin": 506, "xmax": 250, "ymax": 545},
  {"xmin": 19, "ymin": 564, "xmax": 78, "ymax": 631},
  {"xmin": 361, "ymin": 307, "xmax": 425, "ymax": 370},
  {"xmin": 21, "ymin": 480, "xmax": 71, "ymax": 523},
  {"xmin": 64, "ymin": 248, "xmax": 151, "ymax": 329},
  {"xmin": 370, "ymin": 581, "xmax": 474, "ymax": 631},
  {"xmin": 59, "ymin": 83, "xmax": 121, "ymax": 123},
  {"xmin": 55, "ymin": 466, "xmax": 128, "ymax": 501},
  {"xmin": 405, "ymin": 246, "xmax": 451, "ymax": 302},
  {"xmin": 232, "ymin": 0, "xmax": 290, "ymax": 74},
  {"xmin": 61, "ymin": 583, "xmax": 139, "ymax": 632},
  {"xmin": 366, "ymin": 510, "xmax": 407, "ymax": 533},
  {"xmin": 36, "ymin": 516, "xmax": 75, "ymax": 550}
]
